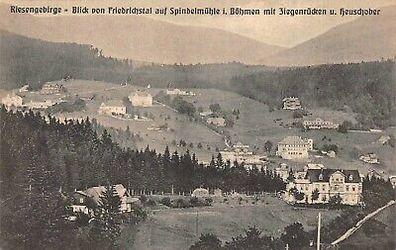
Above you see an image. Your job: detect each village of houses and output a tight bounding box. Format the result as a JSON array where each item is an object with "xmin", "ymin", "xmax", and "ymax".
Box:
[{"xmin": 1, "ymin": 79, "xmax": 395, "ymax": 225}]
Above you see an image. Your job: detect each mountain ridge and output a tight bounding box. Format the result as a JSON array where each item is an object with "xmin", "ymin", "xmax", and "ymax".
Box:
[
  {"xmin": 0, "ymin": 4, "xmax": 283, "ymax": 65},
  {"xmin": 260, "ymin": 5, "xmax": 396, "ymax": 66}
]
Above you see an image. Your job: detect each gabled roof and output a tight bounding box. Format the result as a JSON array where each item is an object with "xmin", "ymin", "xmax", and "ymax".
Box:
[
  {"xmin": 282, "ymin": 97, "xmax": 300, "ymax": 101},
  {"xmin": 114, "ymin": 184, "xmax": 128, "ymax": 197},
  {"xmin": 75, "ymin": 190, "xmax": 89, "ymax": 197},
  {"xmin": 101, "ymin": 100, "xmax": 125, "ymax": 107},
  {"xmin": 43, "ymin": 82, "xmax": 63, "ymax": 88},
  {"xmin": 84, "ymin": 186, "xmax": 106, "ymax": 203},
  {"xmin": 306, "ymin": 163, "xmax": 325, "ymax": 170},
  {"xmin": 83, "ymin": 184, "xmax": 128, "ymax": 203},
  {"xmin": 305, "ymin": 169, "xmax": 361, "ymax": 183},
  {"xmin": 130, "ymin": 91, "xmax": 152, "ymax": 97},
  {"xmin": 279, "ymin": 136, "xmax": 310, "ymax": 145}
]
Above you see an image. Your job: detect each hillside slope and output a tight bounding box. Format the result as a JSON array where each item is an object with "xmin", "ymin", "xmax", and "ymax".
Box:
[
  {"xmin": 0, "ymin": 4, "xmax": 283, "ymax": 65},
  {"xmin": 262, "ymin": 6, "xmax": 396, "ymax": 66},
  {"xmin": 0, "ymin": 30, "xmax": 274, "ymax": 89},
  {"xmin": 0, "ymin": 30, "xmax": 137, "ymax": 89}
]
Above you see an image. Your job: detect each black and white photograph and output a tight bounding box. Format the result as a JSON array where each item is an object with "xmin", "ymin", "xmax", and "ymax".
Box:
[{"xmin": 0, "ymin": 0, "xmax": 395, "ymax": 249}]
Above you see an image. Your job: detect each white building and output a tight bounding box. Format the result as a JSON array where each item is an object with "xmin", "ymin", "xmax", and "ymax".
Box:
[
  {"xmin": 83, "ymin": 184, "xmax": 136, "ymax": 213},
  {"xmin": 282, "ymin": 97, "xmax": 302, "ymax": 110},
  {"xmin": 359, "ymin": 153, "xmax": 380, "ymax": 164},
  {"xmin": 41, "ymin": 82, "xmax": 65, "ymax": 95},
  {"xmin": 207, "ymin": 117, "xmax": 226, "ymax": 127},
  {"xmin": 220, "ymin": 142, "xmax": 267, "ymax": 170},
  {"xmin": 276, "ymin": 136, "xmax": 313, "ymax": 160},
  {"xmin": 275, "ymin": 163, "xmax": 291, "ymax": 182},
  {"xmin": 285, "ymin": 168, "xmax": 363, "ymax": 206},
  {"xmin": 192, "ymin": 188, "xmax": 210, "ymax": 198},
  {"xmin": 1, "ymin": 93, "xmax": 23, "ymax": 108},
  {"xmin": 18, "ymin": 85, "xmax": 30, "ymax": 93},
  {"xmin": 378, "ymin": 135, "xmax": 391, "ymax": 145},
  {"xmin": 25, "ymin": 99, "xmax": 55, "ymax": 109},
  {"xmin": 232, "ymin": 142, "xmax": 251, "ymax": 153},
  {"xmin": 303, "ymin": 118, "xmax": 339, "ymax": 130},
  {"xmin": 389, "ymin": 176, "xmax": 396, "ymax": 189},
  {"xmin": 70, "ymin": 191, "xmax": 91, "ymax": 215},
  {"xmin": 199, "ymin": 111, "xmax": 213, "ymax": 117},
  {"xmin": 166, "ymin": 88, "xmax": 195, "ymax": 96},
  {"xmin": 128, "ymin": 91, "xmax": 153, "ymax": 107},
  {"xmin": 22, "ymin": 93, "xmax": 64, "ymax": 110},
  {"xmin": 98, "ymin": 100, "xmax": 127, "ymax": 115}
]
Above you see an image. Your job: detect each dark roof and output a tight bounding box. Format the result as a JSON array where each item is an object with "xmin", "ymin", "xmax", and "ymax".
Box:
[{"xmin": 305, "ymin": 169, "xmax": 361, "ymax": 183}]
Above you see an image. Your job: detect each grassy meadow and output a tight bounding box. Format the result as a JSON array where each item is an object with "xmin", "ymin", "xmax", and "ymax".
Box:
[
  {"xmin": 128, "ymin": 194, "xmax": 341, "ymax": 250},
  {"xmin": 9, "ymin": 79, "xmax": 393, "ymax": 174}
]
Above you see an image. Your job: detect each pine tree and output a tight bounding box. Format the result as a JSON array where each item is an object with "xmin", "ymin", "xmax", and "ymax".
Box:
[{"xmin": 89, "ymin": 184, "xmax": 121, "ymax": 249}]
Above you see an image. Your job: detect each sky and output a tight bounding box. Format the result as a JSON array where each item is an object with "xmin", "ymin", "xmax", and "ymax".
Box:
[{"xmin": 1, "ymin": 0, "xmax": 395, "ymax": 47}]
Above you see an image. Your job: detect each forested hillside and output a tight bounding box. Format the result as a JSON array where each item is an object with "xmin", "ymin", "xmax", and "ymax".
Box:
[
  {"xmin": 0, "ymin": 30, "xmax": 271, "ymax": 90},
  {"xmin": 129, "ymin": 62, "xmax": 272, "ymax": 88},
  {"xmin": 2, "ymin": 30, "xmax": 395, "ymax": 128},
  {"xmin": 0, "ymin": 107, "xmax": 284, "ymax": 195},
  {"xmin": 0, "ymin": 30, "xmax": 135, "ymax": 89},
  {"xmin": 0, "ymin": 3, "xmax": 283, "ymax": 65},
  {"xmin": 229, "ymin": 60, "xmax": 396, "ymax": 128},
  {"xmin": 0, "ymin": 107, "xmax": 284, "ymax": 248}
]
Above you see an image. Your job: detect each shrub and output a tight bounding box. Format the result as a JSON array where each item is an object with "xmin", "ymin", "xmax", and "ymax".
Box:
[
  {"xmin": 190, "ymin": 233, "xmax": 222, "ymax": 250},
  {"xmin": 174, "ymin": 198, "xmax": 191, "ymax": 208},
  {"xmin": 75, "ymin": 212, "xmax": 90, "ymax": 226},
  {"xmin": 190, "ymin": 197, "xmax": 199, "ymax": 206},
  {"xmin": 293, "ymin": 110, "xmax": 304, "ymax": 119},
  {"xmin": 146, "ymin": 199, "xmax": 156, "ymax": 206},
  {"xmin": 338, "ymin": 120, "xmax": 353, "ymax": 133},
  {"xmin": 160, "ymin": 197, "xmax": 171, "ymax": 207},
  {"xmin": 322, "ymin": 144, "xmax": 339, "ymax": 153},
  {"xmin": 140, "ymin": 195, "xmax": 147, "ymax": 204},
  {"xmin": 328, "ymin": 194, "xmax": 343, "ymax": 209}
]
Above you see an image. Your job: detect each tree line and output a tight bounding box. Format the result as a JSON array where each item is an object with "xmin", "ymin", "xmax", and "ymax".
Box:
[
  {"xmin": 3, "ymin": 30, "xmax": 393, "ymax": 129},
  {"xmin": 190, "ymin": 177, "xmax": 395, "ymax": 250},
  {"xmin": 0, "ymin": 107, "xmax": 285, "ymax": 195},
  {"xmin": 229, "ymin": 60, "xmax": 396, "ymax": 129},
  {"xmin": 0, "ymin": 31, "xmax": 135, "ymax": 90},
  {"xmin": 191, "ymin": 223, "xmax": 311, "ymax": 250},
  {"xmin": 0, "ymin": 31, "xmax": 268, "ymax": 90},
  {"xmin": 0, "ymin": 106, "xmax": 285, "ymax": 248}
]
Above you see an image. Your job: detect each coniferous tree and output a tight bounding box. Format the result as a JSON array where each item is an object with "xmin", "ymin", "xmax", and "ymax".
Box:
[{"xmin": 89, "ymin": 184, "xmax": 121, "ymax": 249}]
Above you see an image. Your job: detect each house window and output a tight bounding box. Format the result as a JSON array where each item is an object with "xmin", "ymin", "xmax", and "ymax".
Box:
[
  {"xmin": 79, "ymin": 198, "xmax": 84, "ymax": 204},
  {"xmin": 346, "ymin": 185, "xmax": 349, "ymax": 191},
  {"xmin": 322, "ymin": 185, "xmax": 326, "ymax": 191},
  {"xmin": 352, "ymin": 186, "xmax": 356, "ymax": 192},
  {"xmin": 349, "ymin": 175, "xmax": 354, "ymax": 181}
]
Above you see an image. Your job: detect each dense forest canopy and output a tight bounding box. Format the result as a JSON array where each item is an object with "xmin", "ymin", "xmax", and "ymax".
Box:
[
  {"xmin": 0, "ymin": 106, "xmax": 285, "ymax": 248},
  {"xmin": 0, "ymin": 30, "xmax": 271, "ymax": 89},
  {"xmin": 1, "ymin": 108, "xmax": 394, "ymax": 249},
  {"xmin": 0, "ymin": 30, "xmax": 135, "ymax": 89},
  {"xmin": 0, "ymin": 107, "xmax": 285, "ymax": 198},
  {"xmin": 1, "ymin": 30, "xmax": 395, "ymax": 128},
  {"xmin": 229, "ymin": 60, "xmax": 396, "ymax": 128}
]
